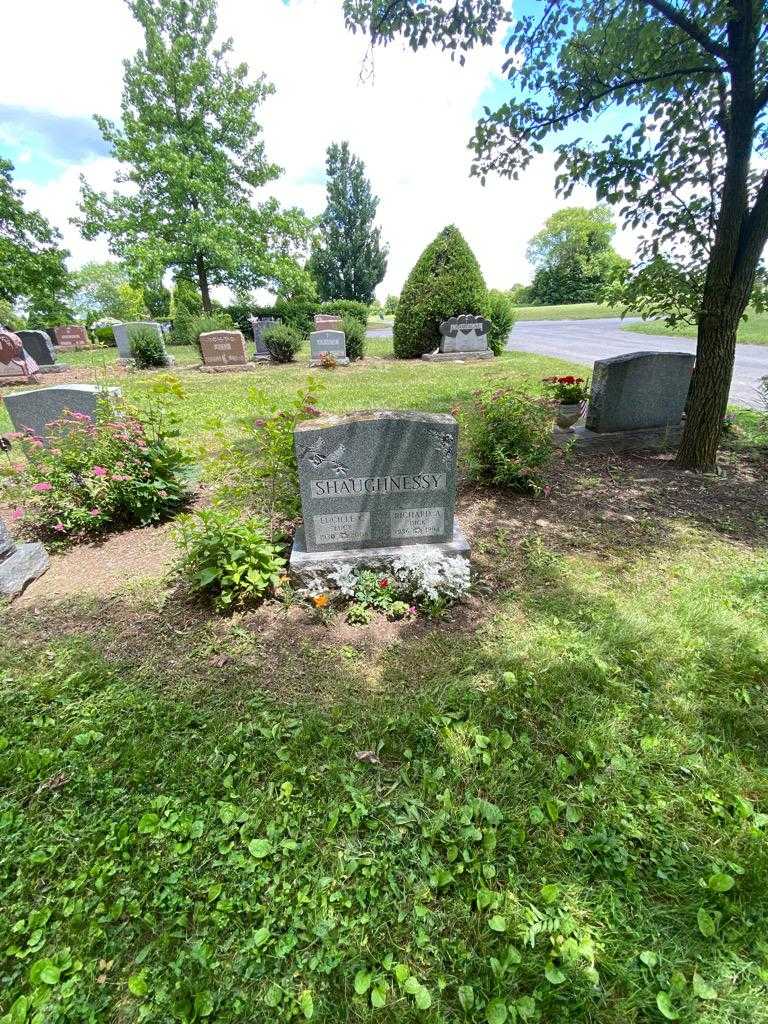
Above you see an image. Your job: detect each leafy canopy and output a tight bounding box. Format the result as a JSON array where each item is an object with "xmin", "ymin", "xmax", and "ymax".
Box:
[
  {"xmin": 311, "ymin": 141, "xmax": 388, "ymax": 303},
  {"xmin": 70, "ymin": 262, "xmax": 148, "ymax": 325},
  {"xmin": 76, "ymin": 0, "xmax": 310, "ymax": 304},
  {"xmin": 0, "ymin": 158, "xmax": 71, "ymax": 324}
]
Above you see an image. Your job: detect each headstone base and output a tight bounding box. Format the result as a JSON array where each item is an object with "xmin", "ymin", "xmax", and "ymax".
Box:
[
  {"xmin": 0, "ymin": 542, "xmax": 49, "ymax": 599},
  {"xmin": 252, "ymin": 353, "xmax": 271, "ymax": 363},
  {"xmin": 555, "ymin": 423, "xmax": 683, "ymax": 452},
  {"xmin": 37, "ymin": 364, "xmax": 71, "ymax": 375},
  {"xmin": 422, "ymin": 350, "xmax": 493, "ymax": 362},
  {"xmin": 197, "ymin": 363, "xmax": 260, "ymax": 374},
  {"xmin": 289, "ymin": 518, "xmax": 470, "ymax": 588},
  {"xmin": 310, "ymin": 356, "xmax": 350, "ymax": 367}
]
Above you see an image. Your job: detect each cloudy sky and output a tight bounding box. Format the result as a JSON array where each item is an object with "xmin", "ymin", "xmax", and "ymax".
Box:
[{"xmin": 0, "ymin": 0, "xmax": 638, "ymax": 299}]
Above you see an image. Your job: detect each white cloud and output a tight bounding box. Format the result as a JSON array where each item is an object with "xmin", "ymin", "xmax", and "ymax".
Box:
[{"xmin": 2, "ymin": 0, "xmax": 640, "ymax": 295}]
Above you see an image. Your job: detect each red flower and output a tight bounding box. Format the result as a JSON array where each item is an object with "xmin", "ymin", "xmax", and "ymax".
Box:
[{"xmin": 379, "ymin": 578, "xmax": 389, "ymax": 589}]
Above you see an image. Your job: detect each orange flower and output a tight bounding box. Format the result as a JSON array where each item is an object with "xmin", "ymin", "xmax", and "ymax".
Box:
[{"xmin": 312, "ymin": 593, "xmax": 330, "ymax": 608}]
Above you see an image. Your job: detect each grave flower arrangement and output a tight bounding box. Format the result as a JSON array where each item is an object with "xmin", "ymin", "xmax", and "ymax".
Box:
[
  {"xmin": 2, "ymin": 382, "xmax": 191, "ymax": 545},
  {"xmin": 305, "ymin": 552, "xmax": 471, "ymax": 622},
  {"xmin": 541, "ymin": 375, "xmax": 590, "ymax": 404}
]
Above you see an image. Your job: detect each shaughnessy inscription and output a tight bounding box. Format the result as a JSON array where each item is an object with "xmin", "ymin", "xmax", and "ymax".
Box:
[{"xmin": 310, "ymin": 472, "xmax": 446, "ymax": 499}]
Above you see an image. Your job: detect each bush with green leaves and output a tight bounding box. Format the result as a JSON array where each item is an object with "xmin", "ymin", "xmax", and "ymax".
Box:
[
  {"xmin": 175, "ymin": 508, "xmax": 286, "ymax": 611},
  {"xmin": 129, "ymin": 326, "xmax": 169, "ymax": 368},
  {"xmin": 0, "ymin": 298, "xmax": 25, "ymax": 330},
  {"xmin": 485, "ymin": 289, "xmax": 517, "ymax": 355},
  {"xmin": 384, "ymin": 293, "xmax": 399, "ymax": 315},
  {"xmin": 462, "ymin": 383, "xmax": 553, "ymax": 493},
  {"xmin": 320, "ymin": 300, "xmax": 369, "ymax": 331},
  {"xmin": 341, "ymin": 316, "xmax": 365, "ymax": 361},
  {"xmin": 3, "ymin": 380, "xmax": 191, "ymax": 544},
  {"xmin": 189, "ymin": 312, "xmax": 235, "ymax": 353},
  {"xmin": 262, "ymin": 323, "xmax": 302, "ymax": 363},
  {"xmin": 394, "ymin": 225, "xmax": 487, "ymax": 359}
]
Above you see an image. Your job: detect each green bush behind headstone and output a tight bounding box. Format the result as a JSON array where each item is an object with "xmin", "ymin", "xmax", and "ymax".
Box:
[{"xmin": 394, "ymin": 225, "xmax": 487, "ymax": 359}]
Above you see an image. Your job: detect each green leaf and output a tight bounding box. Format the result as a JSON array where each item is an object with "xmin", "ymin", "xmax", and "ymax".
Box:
[
  {"xmin": 707, "ymin": 872, "xmax": 735, "ymax": 893},
  {"xmin": 206, "ymin": 883, "xmax": 223, "ymax": 903},
  {"xmin": 692, "ymin": 973, "xmax": 717, "ymax": 1000},
  {"xmin": 252, "ymin": 927, "xmax": 270, "ymax": 948},
  {"xmin": 128, "ymin": 972, "xmax": 149, "ymax": 997},
  {"xmin": 697, "ymin": 907, "xmax": 716, "ymax": 937},
  {"xmin": 194, "ymin": 991, "xmax": 213, "ymax": 1017},
  {"xmin": 540, "ymin": 883, "xmax": 560, "ymax": 904},
  {"xmin": 30, "ymin": 959, "xmax": 60, "ymax": 986},
  {"xmin": 354, "ymin": 970, "xmax": 372, "ymax": 995},
  {"xmin": 656, "ymin": 991, "xmax": 679, "ymax": 1020},
  {"xmin": 265, "ymin": 983, "xmax": 282, "ymax": 1008},
  {"xmin": 457, "ymin": 984, "xmax": 475, "ymax": 1011},
  {"xmin": 489, "ymin": 915, "xmax": 508, "ymax": 932},
  {"xmin": 486, "ymin": 997, "xmax": 508, "ymax": 1024},
  {"xmin": 137, "ymin": 813, "xmax": 160, "ymax": 834},
  {"xmin": 414, "ymin": 985, "xmax": 432, "ymax": 1010},
  {"xmin": 7, "ymin": 995, "xmax": 28, "ymax": 1024},
  {"xmin": 218, "ymin": 802, "xmax": 238, "ymax": 825},
  {"xmin": 545, "ymin": 962, "xmax": 566, "ymax": 985},
  {"xmin": 545, "ymin": 799, "xmax": 560, "ymax": 822},
  {"xmin": 298, "ymin": 989, "xmax": 314, "ymax": 1019},
  {"xmin": 248, "ymin": 838, "xmax": 272, "ymax": 859},
  {"xmin": 639, "ymin": 950, "xmax": 658, "ymax": 968},
  {"xmin": 371, "ymin": 981, "xmax": 387, "ymax": 1008}
]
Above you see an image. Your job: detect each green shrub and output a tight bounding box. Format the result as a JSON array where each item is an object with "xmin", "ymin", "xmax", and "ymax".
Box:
[
  {"xmin": 172, "ymin": 306, "xmax": 195, "ymax": 346},
  {"xmin": 384, "ymin": 293, "xmax": 399, "ymax": 315},
  {"xmin": 341, "ymin": 316, "xmax": 365, "ymax": 361},
  {"xmin": 320, "ymin": 300, "xmax": 369, "ymax": 331},
  {"xmin": 462, "ymin": 383, "xmax": 553, "ymax": 493},
  {"xmin": 92, "ymin": 325, "xmax": 116, "ymax": 346},
  {"xmin": 130, "ymin": 327, "xmax": 169, "ymax": 369},
  {"xmin": 189, "ymin": 313, "xmax": 235, "ymax": 353},
  {"xmin": 393, "ymin": 225, "xmax": 487, "ymax": 359},
  {"xmin": 262, "ymin": 323, "xmax": 302, "ymax": 363},
  {"xmin": 4, "ymin": 382, "xmax": 191, "ymax": 544},
  {"xmin": 274, "ymin": 297, "xmax": 318, "ymax": 335},
  {"xmin": 0, "ymin": 299, "xmax": 25, "ymax": 331},
  {"xmin": 175, "ymin": 507, "xmax": 286, "ymax": 611},
  {"xmin": 485, "ymin": 289, "xmax": 517, "ymax": 355}
]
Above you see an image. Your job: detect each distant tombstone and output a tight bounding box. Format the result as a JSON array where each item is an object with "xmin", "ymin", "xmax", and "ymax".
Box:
[
  {"xmin": 113, "ymin": 321, "xmax": 165, "ymax": 359},
  {"xmin": 52, "ymin": 325, "xmax": 90, "ymax": 349},
  {"xmin": 309, "ymin": 330, "xmax": 349, "ymax": 366},
  {"xmin": 423, "ymin": 314, "xmax": 493, "ymax": 362},
  {"xmin": 198, "ymin": 330, "xmax": 250, "ymax": 371},
  {"xmin": 289, "ymin": 410, "xmax": 470, "ymax": 581},
  {"xmin": 585, "ymin": 351, "xmax": 695, "ymax": 433},
  {"xmin": 17, "ymin": 330, "xmax": 69, "ymax": 374},
  {"xmin": 314, "ymin": 314, "xmax": 344, "ymax": 333},
  {"xmin": 250, "ymin": 316, "xmax": 279, "ymax": 360},
  {"xmin": 4, "ymin": 384, "xmax": 121, "ymax": 443}
]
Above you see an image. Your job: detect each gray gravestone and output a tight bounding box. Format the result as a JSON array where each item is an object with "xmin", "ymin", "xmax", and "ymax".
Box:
[
  {"xmin": 4, "ymin": 384, "xmax": 121, "ymax": 442},
  {"xmin": 585, "ymin": 351, "xmax": 695, "ymax": 433},
  {"xmin": 309, "ymin": 330, "xmax": 349, "ymax": 366},
  {"xmin": 250, "ymin": 317, "xmax": 279, "ymax": 360},
  {"xmin": 17, "ymin": 330, "xmax": 69, "ymax": 374},
  {"xmin": 0, "ymin": 520, "xmax": 49, "ymax": 599},
  {"xmin": 293, "ymin": 410, "xmax": 462, "ymax": 554},
  {"xmin": 113, "ymin": 321, "xmax": 165, "ymax": 359},
  {"xmin": 423, "ymin": 314, "xmax": 493, "ymax": 361}
]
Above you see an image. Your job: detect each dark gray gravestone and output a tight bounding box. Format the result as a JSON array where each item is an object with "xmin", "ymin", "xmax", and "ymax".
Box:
[
  {"xmin": 17, "ymin": 331, "xmax": 55, "ymax": 365},
  {"xmin": 4, "ymin": 384, "xmax": 121, "ymax": 442},
  {"xmin": 309, "ymin": 330, "xmax": 349, "ymax": 366},
  {"xmin": 293, "ymin": 410, "xmax": 460, "ymax": 553},
  {"xmin": 250, "ymin": 317, "xmax": 279, "ymax": 359},
  {"xmin": 0, "ymin": 520, "xmax": 49, "ymax": 599},
  {"xmin": 423, "ymin": 314, "xmax": 493, "ymax": 362},
  {"xmin": 585, "ymin": 351, "xmax": 695, "ymax": 433},
  {"xmin": 113, "ymin": 321, "xmax": 164, "ymax": 359}
]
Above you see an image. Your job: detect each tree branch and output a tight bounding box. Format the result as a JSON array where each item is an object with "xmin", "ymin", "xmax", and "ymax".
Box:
[{"xmin": 643, "ymin": 0, "xmax": 729, "ymax": 62}]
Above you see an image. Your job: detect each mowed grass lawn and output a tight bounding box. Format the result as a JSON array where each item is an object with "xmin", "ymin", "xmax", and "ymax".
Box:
[
  {"xmin": 1, "ymin": 345, "xmax": 768, "ymax": 1023},
  {"xmin": 513, "ymin": 303, "xmax": 627, "ymax": 321},
  {"xmin": 625, "ymin": 311, "xmax": 768, "ymax": 346}
]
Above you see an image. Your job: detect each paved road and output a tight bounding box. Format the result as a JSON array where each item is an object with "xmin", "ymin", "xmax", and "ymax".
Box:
[{"xmin": 507, "ymin": 318, "xmax": 767, "ymax": 409}]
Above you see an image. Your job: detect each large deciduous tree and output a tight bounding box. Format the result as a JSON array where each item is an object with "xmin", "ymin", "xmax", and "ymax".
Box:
[
  {"xmin": 70, "ymin": 261, "xmax": 148, "ymax": 324},
  {"xmin": 76, "ymin": 0, "xmax": 309, "ymax": 314},
  {"xmin": 527, "ymin": 207, "xmax": 629, "ymax": 305},
  {"xmin": 311, "ymin": 141, "xmax": 388, "ymax": 303},
  {"xmin": 343, "ymin": 0, "xmax": 768, "ymax": 471},
  {"xmin": 0, "ymin": 158, "xmax": 71, "ymax": 325}
]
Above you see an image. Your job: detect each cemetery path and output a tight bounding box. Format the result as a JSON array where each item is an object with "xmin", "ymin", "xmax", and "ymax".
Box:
[{"xmin": 506, "ymin": 318, "xmax": 767, "ymax": 409}]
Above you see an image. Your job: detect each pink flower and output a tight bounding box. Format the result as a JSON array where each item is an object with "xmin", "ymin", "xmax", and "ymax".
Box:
[
  {"xmin": 27, "ymin": 439, "xmax": 44, "ymax": 449},
  {"xmin": 88, "ymin": 508, "xmax": 101, "ymax": 517},
  {"xmin": 91, "ymin": 466, "xmax": 108, "ymax": 477},
  {"xmin": 53, "ymin": 521, "xmax": 66, "ymax": 533},
  {"xmin": 10, "ymin": 507, "xmax": 24, "ymax": 520},
  {"xmin": 32, "ymin": 481, "xmax": 53, "ymax": 492}
]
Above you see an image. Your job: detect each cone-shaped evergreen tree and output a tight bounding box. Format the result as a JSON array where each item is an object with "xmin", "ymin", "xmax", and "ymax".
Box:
[
  {"xmin": 393, "ymin": 225, "xmax": 486, "ymax": 359},
  {"xmin": 311, "ymin": 142, "xmax": 388, "ymax": 303}
]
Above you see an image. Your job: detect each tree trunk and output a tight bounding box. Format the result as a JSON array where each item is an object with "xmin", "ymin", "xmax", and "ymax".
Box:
[
  {"xmin": 196, "ymin": 252, "xmax": 212, "ymax": 314},
  {"xmin": 676, "ymin": 312, "xmax": 739, "ymax": 471}
]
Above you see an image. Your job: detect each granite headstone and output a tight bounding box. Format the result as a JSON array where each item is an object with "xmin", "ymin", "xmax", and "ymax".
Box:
[
  {"xmin": 52, "ymin": 325, "xmax": 89, "ymax": 349},
  {"xmin": 113, "ymin": 321, "xmax": 165, "ymax": 359},
  {"xmin": 4, "ymin": 384, "xmax": 121, "ymax": 442},
  {"xmin": 293, "ymin": 410, "xmax": 464, "ymax": 553},
  {"xmin": 0, "ymin": 520, "xmax": 49, "ymax": 599},
  {"xmin": 309, "ymin": 330, "xmax": 349, "ymax": 366},
  {"xmin": 314, "ymin": 314, "xmax": 344, "ymax": 332},
  {"xmin": 199, "ymin": 330, "xmax": 248, "ymax": 368},
  {"xmin": 422, "ymin": 314, "xmax": 493, "ymax": 361},
  {"xmin": 585, "ymin": 351, "xmax": 695, "ymax": 433},
  {"xmin": 250, "ymin": 316, "xmax": 279, "ymax": 360},
  {"xmin": 17, "ymin": 330, "xmax": 69, "ymax": 374}
]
